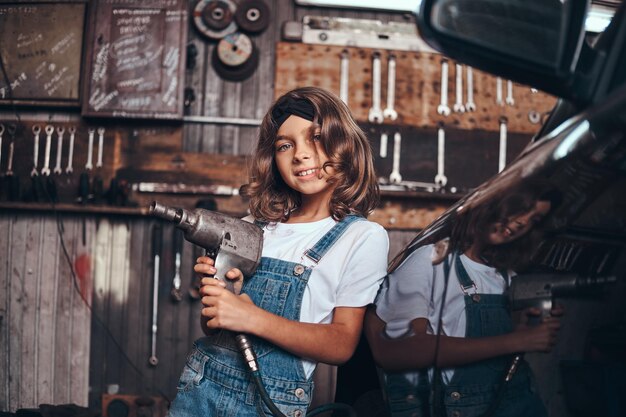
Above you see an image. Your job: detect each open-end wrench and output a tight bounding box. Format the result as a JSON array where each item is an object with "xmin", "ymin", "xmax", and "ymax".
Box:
[
  {"xmin": 5, "ymin": 126, "xmax": 14, "ymax": 176},
  {"xmin": 40, "ymin": 125, "xmax": 54, "ymax": 176},
  {"xmin": 383, "ymin": 54, "xmax": 398, "ymax": 121},
  {"xmin": 171, "ymin": 228, "xmax": 183, "ymax": 302},
  {"xmin": 66, "ymin": 127, "xmax": 76, "ymax": 174},
  {"xmin": 0, "ymin": 124, "xmax": 4, "ymax": 171},
  {"xmin": 339, "ymin": 49, "xmax": 349, "ymax": 104},
  {"xmin": 434, "ymin": 123, "xmax": 448, "ymax": 187},
  {"xmin": 496, "ymin": 77, "xmax": 504, "ymax": 106},
  {"xmin": 96, "ymin": 127, "xmax": 105, "ymax": 169},
  {"xmin": 53, "ymin": 126, "xmax": 65, "ymax": 175},
  {"xmin": 388, "ymin": 132, "xmax": 402, "ymax": 184},
  {"xmin": 379, "ymin": 132, "xmax": 388, "ymax": 158},
  {"xmin": 465, "ymin": 66, "xmax": 476, "ymax": 112},
  {"xmin": 30, "ymin": 125, "xmax": 41, "ymax": 177},
  {"xmin": 506, "ymin": 80, "xmax": 515, "ymax": 106},
  {"xmin": 453, "ymin": 63, "xmax": 465, "ymax": 113},
  {"xmin": 498, "ymin": 117, "xmax": 508, "ymax": 173},
  {"xmin": 437, "ymin": 60, "xmax": 451, "ymax": 116},
  {"xmin": 85, "ymin": 128, "xmax": 95, "ymax": 171},
  {"xmin": 368, "ymin": 52, "xmax": 384, "ymax": 124}
]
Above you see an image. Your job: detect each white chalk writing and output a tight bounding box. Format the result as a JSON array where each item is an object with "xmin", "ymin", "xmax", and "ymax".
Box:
[
  {"xmin": 51, "ymin": 33, "xmax": 76, "ymax": 55},
  {"xmin": 16, "ymin": 32, "xmax": 43, "ymax": 49},
  {"xmin": 89, "ymin": 88, "xmax": 119, "ymax": 111},
  {"xmin": 0, "ymin": 72, "xmax": 27, "ymax": 98},
  {"xmin": 92, "ymin": 43, "xmax": 110, "ymax": 82}
]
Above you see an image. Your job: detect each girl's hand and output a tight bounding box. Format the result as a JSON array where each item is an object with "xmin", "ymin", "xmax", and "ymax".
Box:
[
  {"xmin": 512, "ymin": 307, "xmax": 562, "ymax": 353},
  {"xmin": 194, "ymin": 256, "xmax": 245, "ymax": 294},
  {"xmin": 199, "ymin": 273, "xmax": 256, "ymax": 333}
]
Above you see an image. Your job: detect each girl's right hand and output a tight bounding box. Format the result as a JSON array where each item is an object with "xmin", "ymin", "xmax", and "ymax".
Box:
[{"xmin": 513, "ymin": 307, "xmax": 562, "ymax": 353}]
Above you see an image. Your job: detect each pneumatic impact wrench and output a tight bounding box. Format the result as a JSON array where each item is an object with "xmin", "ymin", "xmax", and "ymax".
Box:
[{"xmin": 149, "ymin": 202, "xmax": 290, "ymax": 416}]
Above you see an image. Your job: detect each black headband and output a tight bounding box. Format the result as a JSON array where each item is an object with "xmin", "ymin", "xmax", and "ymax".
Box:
[{"xmin": 271, "ymin": 98, "xmax": 316, "ymax": 127}]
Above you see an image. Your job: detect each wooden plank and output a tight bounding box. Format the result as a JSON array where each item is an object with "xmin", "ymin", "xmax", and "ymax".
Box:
[
  {"xmin": 274, "ymin": 43, "xmax": 555, "ymax": 134},
  {"xmin": 0, "ymin": 215, "xmax": 11, "ymax": 410},
  {"xmin": 36, "ymin": 217, "xmax": 60, "ymax": 403}
]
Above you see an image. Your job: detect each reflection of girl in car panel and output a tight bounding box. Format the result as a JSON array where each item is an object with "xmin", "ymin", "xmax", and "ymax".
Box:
[{"xmin": 366, "ymin": 182, "xmax": 563, "ymax": 417}]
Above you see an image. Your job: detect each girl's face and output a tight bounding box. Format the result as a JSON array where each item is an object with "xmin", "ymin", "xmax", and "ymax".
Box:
[
  {"xmin": 486, "ymin": 200, "xmax": 551, "ymax": 245},
  {"xmin": 274, "ymin": 115, "xmax": 335, "ymax": 200}
]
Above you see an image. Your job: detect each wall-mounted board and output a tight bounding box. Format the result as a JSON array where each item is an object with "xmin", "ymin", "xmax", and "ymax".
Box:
[{"xmin": 82, "ymin": 0, "xmax": 187, "ymax": 120}]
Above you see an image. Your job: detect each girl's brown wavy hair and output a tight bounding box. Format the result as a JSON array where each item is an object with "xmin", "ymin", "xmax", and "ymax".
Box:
[{"xmin": 245, "ymin": 86, "xmax": 379, "ymax": 222}]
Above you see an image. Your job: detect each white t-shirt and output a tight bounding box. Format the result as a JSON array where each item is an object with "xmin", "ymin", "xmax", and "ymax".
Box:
[
  {"xmin": 375, "ymin": 243, "xmax": 510, "ymax": 383},
  {"xmin": 250, "ymin": 215, "xmax": 389, "ymax": 378}
]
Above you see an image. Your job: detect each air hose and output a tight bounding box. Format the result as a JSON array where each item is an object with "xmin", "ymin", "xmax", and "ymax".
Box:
[{"xmin": 235, "ymin": 334, "xmax": 356, "ymax": 417}]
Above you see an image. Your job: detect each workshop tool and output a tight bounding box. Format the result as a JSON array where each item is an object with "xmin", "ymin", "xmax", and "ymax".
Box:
[
  {"xmin": 453, "ymin": 63, "xmax": 465, "ymax": 113},
  {"xmin": 437, "ymin": 60, "xmax": 451, "ymax": 116},
  {"xmin": 434, "ymin": 123, "xmax": 448, "ymax": 187},
  {"xmin": 66, "ymin": 126, "xmax": 76, "ymax": 174},
  {"xmin": 465, "ymin": 66, "xmax": 476, "ymax": 112},
  {"xmin": 506, "ymin": 80, "xmax": 515, "ymax": 106},
  {"xmin": 53, "ymin": 126, "xmax": 65, "ymax": 175},
  {"xmin": 78, "ymin": 128, "xmax": 95, "ymax": 203},
  {"xmin": 379, "ymin": 132, "xmax": 388, "ymax": 158},
  {"xmin": 212, "ymin": 32, "xmax": 260, "ymax": 82},
  {"xmin": 0, "ymin": 124, "xmax": 4, "ymax": 172},
  {"xmin": 498, "ymin": 117, "xmax": 508, "ymax": 173},
  {"xmin": 383, "ymin": 54, "xmax": 398, "ymax": 120},
  {"xmin": 41, "ymin": 125, "xmax": 53, "ymax": 176},
  {"xmin": 5, "ymin": 124, "xmax": 19, "ymax": 201},
  {"xmin": 496, "ymin": 77, "xmax": 504, "ymax": 106},
  {"xmin": 149, "ymin": 201, "xmax": 263, "ymax": 294},
  {"xmin": 29, "ymin": 125, "xmax": 45, "ymax": 201},
  {"xmin": 93, "ymin": 127, "xmax": 105, "ymax": 202},
  {"xmin": 171, "ymin": 228, "xmax": 184, "ymax": 302},
  {"xmin": 339, "ymin": 49, "xmax": 349, "ymax": 104},
  {"xmin": 193, "ymin": 0, "xmax": 238, "ymax": 40},
  {"xmin": 235, "ymin": 0, "xmax": 270, "ymax": 33},
  {"xmin": 368, "ymin": 51, "xmax": 384, "ymax": 124},
  {"xmin": 149, "ymin": 223, "xmax": 162, "ymax": 366},
  {"xmin": 388, "ymin": 132, "xmax": 402, "ymax": 184}
]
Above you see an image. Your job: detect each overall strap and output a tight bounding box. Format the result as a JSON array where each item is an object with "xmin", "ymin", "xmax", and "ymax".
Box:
[
  {"xmin": 303, "ymin": 214, "xmax": 365, "ymax": 264},
  {"xmin": 254, "ymin": 219, "xmax": 269, "ymax": 229},
  {"xmin": 454, "ymin": 252, "xmax": 478, "ymax": 294}
]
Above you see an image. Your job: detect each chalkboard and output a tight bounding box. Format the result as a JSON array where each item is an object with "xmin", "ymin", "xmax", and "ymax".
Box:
[
  {"xmin": 0, "ymin": 1, "xmax": 87, "ymax": 106},
  {"xmin": 82, "ymin": 0, "xmax": 187, "ymax": 120}
]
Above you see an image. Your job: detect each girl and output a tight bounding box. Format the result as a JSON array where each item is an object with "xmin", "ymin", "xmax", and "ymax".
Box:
[
  {"xmin": 365, "ymin": 183, "xmax": 563, "ymax": 417},
  {"xmin": 168, "ymin": 87, "xmax": 389, "ymax": 417}
]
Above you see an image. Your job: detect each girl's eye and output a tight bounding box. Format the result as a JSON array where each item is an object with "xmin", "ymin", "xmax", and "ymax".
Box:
[
  {"xmin": 312, "ymin": 133, "xmax": 321, "ymax": 141},
  {"xmin": 276, "ymin": 142, "xmax": 292, "ymax": 152}
]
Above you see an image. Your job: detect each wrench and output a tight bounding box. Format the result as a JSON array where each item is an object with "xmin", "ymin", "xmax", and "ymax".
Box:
[
  {"xmin": 339, "ymin": 49, "xmax": 349, "ymax": 104},
  {"xmin": 498, "ymin": 117, "xmax": 508, "ymax": 173},
  {"xmin": 368, "ymin": 52, "xmax": 384, "ymax": 124},
  {"xmin": 5, "ymin": 127, "xmax": 15, "ymax": 176},
  {"xmin": 388, "ymin": 132, "xmax": 402, "ymax": 184},
  {"xmin": 437, "ymin": 60, "xmax": 451, "ymax": 116},
  {"xmin": 66, "ymin": 127, "xmax": 76, "ymax": 174},
  {"xmin": 383, "ymin": 54, "xmax": 398, "ymax": 120},
  {"xmin": 85, "ymin": 128, "xmax": 95, "ymax": 171},
  {"xmin": 0, "ymin": 124, "xmax": 4, "ymax": 171},
  {"xmin": 496, "ymin": 77, "xmax": 504, "ymax": 106},
  {"xmin": 379, "ymin": 132, "xmax": 388, "ymax": 158},
  {"xmin": 96, "ymin": 127, "xmax": 105, "ymax": 168},
  {"xmin": 40, "ymin": 125, "xmax": 54, "ymax": 176},
  {"xmin": 171, "ymin": 228, "xmax": 183, "ymax": 302},
  {"xmin": 434, "ymin": 124, "xmax": 448, "ymax": 187},
  {"xmin": 465, "ymin": 66, "xmax": 476, "ymax": 112},
  {"xmin": 505, "ymin": 80, "xmax": 515, "ymax": 106},
  {"xmin": 453, "ymin": 63, "xmax": 465, "ymax": 113},
  {"xmin": 149, "ymin": 223, "xmax": 162, "ymax": 366},
  {"xmin": 53, "ymin": 126, "xmax": 65, "ymax": 175},
  {"xmin": 31, "ymin": 125, "xmax": 41, "ymax": 177}
]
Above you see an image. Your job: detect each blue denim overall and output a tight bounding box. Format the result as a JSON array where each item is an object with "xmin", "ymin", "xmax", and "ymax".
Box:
[
  {"xmin": 433, "ymin": 253, "xmax": 546, "ymax": 417},
  {"xmin": 168, "ymin": 215, "xmax": 364, "ymax": 417}
]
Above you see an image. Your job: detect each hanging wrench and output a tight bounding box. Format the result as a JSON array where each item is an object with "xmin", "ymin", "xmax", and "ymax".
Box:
[
  {"xmin": 368, "ymin": 52, "xmax": 384, "ymax": 124},
  {"xmin": 339, "ymin": 49, "xmax": 349, "ymax": 104},
  {"xmin": 388, "ymin": 132, "xmax": 402, "ymax": 184},
  {"xmin": 171, "ymin": 228, "xmax": 183, "ymax": 302},
  {"xmin": 496, "ymin": 77, "xmax": 504, "ymax": 106},
  {"xmin": 96, "ymin": 127, "xmax": 105, "ymax": 168},
  {"xmin": 53, "ymin": 126, "xmax": 65, "ymax": 175},
  {"xmin": 30, "ymin": 125, "xmax": 41, "ymax": 177},
  {"xmin": 453, "ymin": 63, "xmax": 465, "ymax": 113},
  {"xmin": 498, "ymin": 117, "xmax": 508, "ymax": 173},
  {"xmin": 149, "ymin": 223, "xmax": 162, "ymax": 366},
  {"xmin": 437, "ymin": 60, "xmax": 451, "ymax": 116},
  {"xmin": 40, "ymin": 125, "xmax": 54, "ymax": 176},
  {"xmin": 505, "ymin": 80, "xmax": 515, "ymax": 106},
  {"xmin": 434, "ymin": 123, "xmax": 448, "ymax": 187},
  {"xmin": 5, "ymin": 126, "xmax": 15, "ymax": 176},
  {"xmin": 379, "ymin": 132, "xmax": 388, "ymax": 158},
  {"xmin": 66, "ymin": 127, "xmax": 76, "ymax": 174},
  {"xmin": 85, "ymin": 128, "xmax": 95, "ymax": 171},
  {"xmin": 465, "ymin": 66, "xmax": 476, "ymax": 112},
  {"xmin": 383, "ymin": 54, "xmax": 398, "ymax": 121}
]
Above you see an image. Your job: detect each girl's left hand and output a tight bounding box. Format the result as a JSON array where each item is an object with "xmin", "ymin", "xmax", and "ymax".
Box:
[{"xmin": 199, "ymin": 274, "xmax": 256, "ymax": 333}]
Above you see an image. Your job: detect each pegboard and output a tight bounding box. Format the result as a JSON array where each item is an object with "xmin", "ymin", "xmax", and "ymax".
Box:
[{"xmin": 275, "ymin": 42, "xmax": 556, "ymax": 134}]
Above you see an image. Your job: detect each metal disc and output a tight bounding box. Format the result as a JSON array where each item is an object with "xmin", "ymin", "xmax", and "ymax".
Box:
[
  {"xmin": 235, "ymin": 0, "xmax": 270, "ymax": 33},
  {"xmin": 212, "ymin": 32, "xmax": 259, "ymax": 81},
  {"xmin": 193, "ymin": 0, "xmax": 238, "ymax": 40}
]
